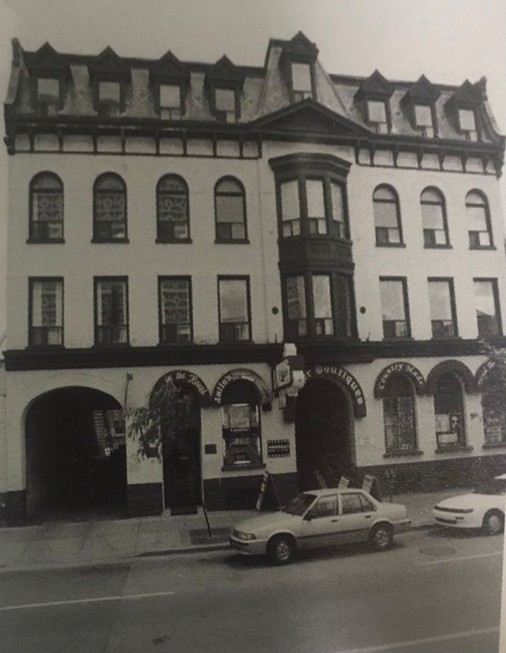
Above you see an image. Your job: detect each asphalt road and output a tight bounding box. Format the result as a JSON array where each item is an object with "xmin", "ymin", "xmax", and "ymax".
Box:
[{"xmin": 0, "ymin": 527, "xmax": 502, "ymax": 653}]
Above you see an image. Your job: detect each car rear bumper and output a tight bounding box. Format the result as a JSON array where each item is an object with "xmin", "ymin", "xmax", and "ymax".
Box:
[{"xmin": 393, "ymin": 519, "xmax": 411, "ymax": 534}]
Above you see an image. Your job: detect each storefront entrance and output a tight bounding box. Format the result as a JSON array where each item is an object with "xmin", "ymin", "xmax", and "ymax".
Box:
[
  {"xmin": 161, "ymin": 384, "xmax": 202, "ymax": 514},
  {"xmin": 295, "ymin": 378, "xmax": 354, "ymax": 491},
  {"xmin": 25, "ymin": 387, "xmax": 126, "ymax": 520}
]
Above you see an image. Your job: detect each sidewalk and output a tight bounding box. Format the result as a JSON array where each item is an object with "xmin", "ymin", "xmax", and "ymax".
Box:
[{"xmin": 0, "ymin": 489, "xmax": 463, "ymax": 571}]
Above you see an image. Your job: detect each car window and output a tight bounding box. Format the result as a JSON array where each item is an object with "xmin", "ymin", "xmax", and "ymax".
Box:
[
  {"xmin": 284, "ymin": 493, "xmax": 316, "ymax": 515},
  {"xmin": 341, "ymin": 493, "xmax": 365, "ymax": 515},
  {"xmin": 307, "ymin": 495, "xmax": 337, "ymax": 519},
  {"xmin": 359, "ymin": 494, "xmax": 375, "ymax": 512}
]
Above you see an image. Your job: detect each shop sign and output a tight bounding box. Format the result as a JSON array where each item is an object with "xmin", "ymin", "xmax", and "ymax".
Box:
[
  {"xmin": 305, "ymin": 365, "xmax": 366, "ymax": 418},
  {"xmin": 374, "ymin": 362, "xmax": 426, "ymax": 397},
  {"xmin": 213, "ymin": 369, "xmax": 272, "ymax": 408},
  {"xmin": 158, "ymin": 370, "xmax": 212, "ymax": 406},
  {"xmin": 267, "ymin": 439, "xmax": 290, "ymax": 458},
  {"xmin": 273, "ymin": 359, "xmax": 292, "ymax": 390}
]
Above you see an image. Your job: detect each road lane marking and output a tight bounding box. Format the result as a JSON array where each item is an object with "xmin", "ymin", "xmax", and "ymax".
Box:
[
  {"xmin": 332, "ymin": 625, "xmax": 499, "ymax": 653},
  {"xmin": 421, "ymin": 551, "xmax": 502, "ymax": 565},
  {"xmin": 0, "ymin": 590, "xmax": 176, "ymax": 612}
]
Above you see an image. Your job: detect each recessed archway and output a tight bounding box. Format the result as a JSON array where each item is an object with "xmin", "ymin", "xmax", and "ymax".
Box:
[
  {"xmin": 295, "ymin": 378, "xmax": 354, "ymax": 491},
  {"xmin": 25, "ymin": 387, "xmax": 126, "ymax": 520}
]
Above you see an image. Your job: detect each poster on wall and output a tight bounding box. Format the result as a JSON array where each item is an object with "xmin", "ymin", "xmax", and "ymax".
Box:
[{"xmin": 435, "ymin": 414, "xmax": 449, "ymax": 433}]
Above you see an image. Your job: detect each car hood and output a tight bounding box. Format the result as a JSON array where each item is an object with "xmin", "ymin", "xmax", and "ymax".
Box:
[
  {"xmin": 232, "ymin": 511, "xmax": 299, "ymax": 534},
  {"xmin": 436, "ymin": 493, "xmax": 504, "ymax": 510}
]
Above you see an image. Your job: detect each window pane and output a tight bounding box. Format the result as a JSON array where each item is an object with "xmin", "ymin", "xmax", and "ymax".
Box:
[
  {"xmin": 219, "ymin": 279, "xmax": 248, "ymax": 323},
  {"xmin": 474, "ymin": 280, "xmax": 495, "ymax": 316},
  {"xmin": 215, "ymin": 89, "xmax": 235, "ymax": 112},
  {"xmin": 291, "ymin": 63, "xmax": 312, "ymax": 92},
  {"xmin": 37, "ymin": 78, "xmax": 59, "ymax": 98},
  {"xmin": 415, "ymin": 105, "xmax": 432, "ymax": 127},
  {"xmin": 160, "ymin": 84, "xmax": 180, "ymax": 108},
  {"xmin": 33, "ymin": 191, "xmax": 63, "ymax": 223},
  {"xmin": 286, "ymin": 276, "xmax": 306, "ymax": 319},
  {"xmin": 306, "ymin": 179, "xmax": 325, "ymax": 217},
  {"xmin": 216, "ymin": 195, "xmax": 244, "ymax": 223},
  {"xmin": 380, "ymin": 280, "xmax": 405, "ymax": 320},
  {"xmin": 158, "ymin": 194, "xmax": 188, "ymax": 223},
  {"xmin": 374, "ymin": 201, "xmax": 398, "ymax": 228},
  {"xmin": 459, "ymin": 109, "xmax": 476, "ymax": 131},
  {"xmin": 331, "ymin": 182, "xmax": 344, "ymax": 223},
  {"xmin": 97, "ymin": 281, "xmax": 126, "ymax": 326},
  {"xmin": 421, "ymin": 201, "xmax": 444, "ymax": 230},
  {"xmin": 32, "ymin": 280, "xmax": 63, "ymax": 326},
  {"xmin": 99, "ymin": 81, "xmax": 120, "ymax": 104},
  {"xmin": 429, "ymin": 281, "xmax": 452, "ymax": 320},
  {"xmin": 467, "ymin": 205, "xmax": 487, "ymax": 230},
  {"xmin": 335, "ymin": 276, "xmax": 352, "ymax": 337},
  {"xmin": 368, "ymin": 101, "xmax": 387, "ymax": 123},
  {"xmin": 312, "ymin": 275, "xmax": 332, "ymax": 319},
  {"xmin": 160, "ymin": 279, "xmax": 190, "ymax": 324},
  {"xmin": 281, "ymin": 181, "xmax": 300, "ymax": 220}
]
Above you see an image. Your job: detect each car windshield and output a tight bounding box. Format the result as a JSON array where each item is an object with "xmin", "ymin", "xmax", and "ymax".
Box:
[
  {"xmin": 284, "ymin": 493, "xmax": 316, "ymax": 516},
  {"xmin": 474, "ymin": 479, "xmax": 506, "ymax": 495}
]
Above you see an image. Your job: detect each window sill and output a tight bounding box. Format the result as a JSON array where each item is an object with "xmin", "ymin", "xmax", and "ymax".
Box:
[
  {"xmin": 218, "ymin": 339, "xmax": 253, "ymax": 345},
  {"xmin": 382, "ymin": 336, "xmax": 414, "ymax": 342},
  {"xmin": 383, "ymin": 449, "xmax": 424, "ymax": 458},
  {"xmin": 469, "ymin": 245, "xmax": 496, "ymax": 251},
  {"xmin": 375, "ymin": 242, "xmax": 406, "ymax": 248},
  {"xmin": 157, "ymin": 341, "xmax": 194, "ymax": 347},
  {"xmin": 214, "ymin": 239, "xmax": 250, "ymax": 245},
  {"xmin": 430, "ymin": 335, "xmax": 461, "ymax": 341},
  {"xmin": 93, "ymin": 342, "xmax": 131, "ymax": 348},
  {"xmin": 482, "ymin": 442, "xmax": 506, "ymax": 450},
  {"xmin": 424, "ymin": 244, "xmax": 452, "ymax": 250},
  {"xmin": 91, "ymin": 238, "xmax": 130, "ymax": 244},
  {"xmin": 221, "ymin": 463, "xmax": 266, "ymax": 472},
  {"xmin": 435, "ymin": 446, "xmax": 473, "ymax": 454},
  {"xmin": 156, "ymin": 238, "xmax": 192, "ymax": 244},
  {"xmin": 27, "ymin": 238, "xmax": 65, "ymax": 244},
  {"xmin": 26, "ymin": 344, "xmax": 65, "ymax": 350}
]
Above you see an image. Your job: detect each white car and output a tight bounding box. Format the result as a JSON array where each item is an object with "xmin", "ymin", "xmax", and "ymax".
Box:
[
  {"xmin": 433, "ymin": 474, "xmax": 506, "ymax": 535},
  {"xmin": 229, "ymin": 488, "xmax": 410, "ymax": 564}
]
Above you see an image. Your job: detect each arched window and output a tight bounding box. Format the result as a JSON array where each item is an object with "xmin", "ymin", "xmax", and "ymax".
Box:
[
  {"xmin": 373, "ymin": 185, "xmax": 402, "ymax": 246},
  {"xmin": 221, "ymin": 380, "xmax": 261, "ymax": 467},
  {"xmin": 421, "ymin": 188, "xmax": 449, "ymax": 247},
  {"xmin": 93, "ymin": 173, "xmax": 127, "ymax": 242},
  {"xmin": 156, "ymin": 175, "xmax": 189, "ymax": 242},
  {"xmin": 215, "ymin": 177, "xmax": 247, "ymax": 242},
  {"xmin": 466, "ymin": 190, "xmax": 493, "ymax": 248},
  {"xmin": 481, "ymin": 371, "xmax": 506, "ymax": 446},
  {"xmin": 29, "ymin": 172, "xmax": 64, "ymax": 242},
  {"xmin": 434, "ymin": 373, "xmax": 466, "ymax": 450},
  {"xmin": 383, "ymin": 375, "xmax": 417, "ymax": 453}
]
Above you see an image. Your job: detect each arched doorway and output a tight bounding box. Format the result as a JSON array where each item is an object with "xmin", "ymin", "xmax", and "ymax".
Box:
[
  {"xmin": 295, "ymin": 378, "xmax": 354, "ymax": 491},
  {"xmin": 160, "ymin": 383, "xmax": 202, "ymax": 514},
  {"xmin": 25, "ymin": 387, "xmax": 126, "ymax": 520}
]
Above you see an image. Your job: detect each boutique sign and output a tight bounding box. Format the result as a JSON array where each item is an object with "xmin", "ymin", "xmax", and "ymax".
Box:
[
  {"xmin": 374, "ymin": 362, "xmax": 426, "ymax": 398},
  {"xmin": 304, "ymin": 365, "xmax": 366, "ymax": 418}
]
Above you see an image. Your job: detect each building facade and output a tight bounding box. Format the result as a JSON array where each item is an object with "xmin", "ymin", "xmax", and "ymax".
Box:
[{"xmin": 2, "ymin": 33, "xmax": 506, "ymax": 523}]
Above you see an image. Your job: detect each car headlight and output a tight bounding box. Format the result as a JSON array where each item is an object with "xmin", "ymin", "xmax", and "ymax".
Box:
[{"xmin": 232, "ymin": 530, "xmax": 257, "ymax": 541}]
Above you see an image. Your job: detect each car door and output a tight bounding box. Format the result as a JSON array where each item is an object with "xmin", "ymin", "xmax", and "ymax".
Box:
[
  {"xmin": 336, "ymin": 492, "xmax": 376, "ymax": 545},
  {"xmin": 299, "ymin": 494, "xmax": 339, "ymax": 550}
]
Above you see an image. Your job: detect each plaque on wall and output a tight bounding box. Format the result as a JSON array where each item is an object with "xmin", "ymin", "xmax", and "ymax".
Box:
[{"xmin": 267, "ymin": 439, "xmax": 290, "ymax": 458}]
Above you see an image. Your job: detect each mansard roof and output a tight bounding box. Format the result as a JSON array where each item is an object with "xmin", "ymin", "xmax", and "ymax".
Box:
[{"xmin": 4, "ymin": 36, "xmax": 503, "ymax": 151}]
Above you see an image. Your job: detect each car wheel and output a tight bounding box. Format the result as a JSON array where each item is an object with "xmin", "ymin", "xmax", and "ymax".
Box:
[
  {"xmin": 267, "ymin": 535, "xmax": 295, "ymax": 565},
  {"xmin": 369, "ymin": 523, "xmax": 394, "ymax": 550},
  {"xmin": 482, "ymin": 510, "xmax": 504, "ymax": 536}
]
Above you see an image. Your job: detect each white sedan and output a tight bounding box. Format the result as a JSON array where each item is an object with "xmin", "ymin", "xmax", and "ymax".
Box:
[
  {"xmin": 229, "ymin": 488, "xmax": 410, "ymax": 564},
  {"xmin": 433, "ymin": 474, "xmax": 506, "ymax": 535}
]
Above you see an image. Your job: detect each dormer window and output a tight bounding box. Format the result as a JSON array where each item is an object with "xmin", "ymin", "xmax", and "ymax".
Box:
[
  {"xmin": 98, "ymin": 80, "xmax": 121, "ymax": 116},
  {"xmin": 215, "ymin": 88, "xmax": 237, "ymax": 123},
  {"xmin": 458, "ymin": 108, "xmax": 477, "ymax": 141},
  {"xmin": 37, "ymin": 78, "xmax": 60, "ymax": 116},
  {"xmin": 159, "ymin": 84, "xmax": 182, "ymax": 120},
  {"xmin": 291, "ymin": 62, "xmax": 312, "ymax": 101},
  {"xmin": 367, "ymin": 100, "xmax": 388, "ymax": 133},
  {"xmin": 414, "ymin": 104, "xmax": 434, "ymax": 137}
]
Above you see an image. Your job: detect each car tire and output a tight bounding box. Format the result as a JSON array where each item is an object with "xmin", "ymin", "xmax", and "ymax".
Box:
[
  {"xmin": 482, "ymin": 510, "xmax": 504, "ymax": 536},
  {"xmin": 369, "ymin": 523, "xmax": 394, "ymax": 550},
  {"xmin": 267, "ymin": 535, "xmax": 295, "ymax": 565}
]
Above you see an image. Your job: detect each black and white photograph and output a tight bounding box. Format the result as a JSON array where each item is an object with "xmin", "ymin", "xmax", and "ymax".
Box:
[{"xmin": 0, "ymin": 1, "xmax": 505, "ymax": 651}]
